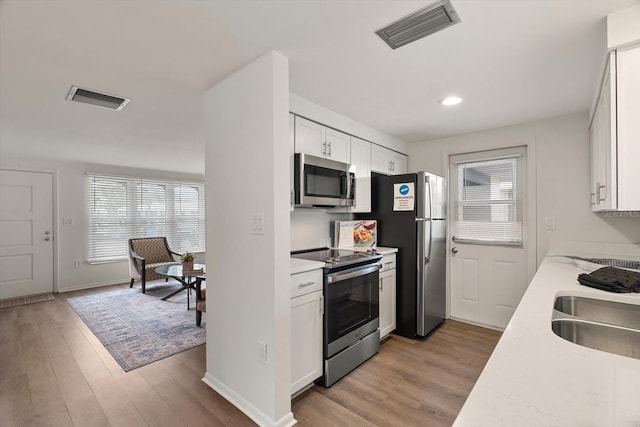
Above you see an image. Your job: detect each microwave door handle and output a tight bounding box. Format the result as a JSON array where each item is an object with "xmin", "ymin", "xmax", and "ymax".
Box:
[{"xmin": 341, "ymin": 174, "xmax": 347, "ymax": 196}]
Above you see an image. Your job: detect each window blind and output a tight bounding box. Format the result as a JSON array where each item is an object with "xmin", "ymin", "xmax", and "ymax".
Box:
[
  {"xmin": 88, "ymin": 174, "xmax": 205, "ymax": 263},
  {"xmin": 452, "ymin": 156, "xmax": 523, "ymax": 245}
]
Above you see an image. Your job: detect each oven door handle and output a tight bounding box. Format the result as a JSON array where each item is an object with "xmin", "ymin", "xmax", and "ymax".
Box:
[{"xmin": 326, "ymin": 263, "xmax": 381, "ymax": 284}]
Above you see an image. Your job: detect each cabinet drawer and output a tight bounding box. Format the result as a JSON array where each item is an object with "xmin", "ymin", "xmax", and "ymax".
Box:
[
  {"xmin": 290, "ymin": 269, "xmax": 323, "ymax": 298},
  {"xmin": 380, "ymin": 253, "xmax": 396, "ymax": 272}
]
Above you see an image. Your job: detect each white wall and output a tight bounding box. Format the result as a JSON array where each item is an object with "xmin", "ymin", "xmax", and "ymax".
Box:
[
  {"xmin": 0, "ymin": 155, "xmax": 203, "ymax": 292},
  {"xmin": 203, "ymin": 51, "xmax": 293, "ymax": 427},
  {"xmin": 290, "ymin": 209, "xmax": 350, "ymax": 251},
  {"xmin": 408, "ymin": 112, "xmax": 640, "ymax": 267}
]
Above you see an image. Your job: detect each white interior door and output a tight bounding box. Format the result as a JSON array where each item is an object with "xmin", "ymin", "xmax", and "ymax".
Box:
[
  {"xmin": 0, "ymin": 170, "xmax": 54, "ymax": 299},
  {"xmin": 448, "ymin": 147, "xmax": 529, "ymax": 329}
]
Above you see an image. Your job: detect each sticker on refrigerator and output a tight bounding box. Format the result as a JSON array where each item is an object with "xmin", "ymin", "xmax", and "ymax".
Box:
[{"xmin": 393, "ymin": 182, "xmax": 415, "ymax": 211}]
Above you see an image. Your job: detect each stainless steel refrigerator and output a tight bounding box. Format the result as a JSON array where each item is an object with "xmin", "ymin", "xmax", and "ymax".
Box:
[{"xmin": 363, "ymin": 172, "xmax": 447, "ymax": 338}]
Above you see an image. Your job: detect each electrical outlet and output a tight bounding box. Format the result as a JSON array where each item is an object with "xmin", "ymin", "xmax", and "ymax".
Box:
[{"xmin": 251, "ymin": 212, "xmax": 265, "ymax": 235}]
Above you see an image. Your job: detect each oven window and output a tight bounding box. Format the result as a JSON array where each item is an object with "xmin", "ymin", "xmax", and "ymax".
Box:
[
  {"xmin": 304, "ymin": 165, "xmax": 345, "ymax": 197},
  {"xmin": 325, "ymin": 270, "xmax": 379, "ymax": 343}
]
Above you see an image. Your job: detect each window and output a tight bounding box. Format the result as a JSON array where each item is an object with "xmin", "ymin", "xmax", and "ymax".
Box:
[
  {"xmin": 452, "ymin": 154, "xmax": 523, "ymax": 245},
  {"xmin": 88, "ymin": 174, "xmax": 205, "ymax": 262}
]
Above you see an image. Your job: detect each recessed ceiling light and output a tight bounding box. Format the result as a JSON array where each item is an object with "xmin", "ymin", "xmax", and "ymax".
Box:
[{"xmin": 440, "ymin": 96, "xmax": 462, "ymax": 106}]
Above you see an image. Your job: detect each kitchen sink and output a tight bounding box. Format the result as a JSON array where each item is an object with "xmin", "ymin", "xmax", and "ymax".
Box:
[
  {"xmin": 552, "ymin": 295, "xmax": 640, "ymax": 360},
  {"xmin": 554, "ymin": 295, "xmax": 640, "ymax": 330}
]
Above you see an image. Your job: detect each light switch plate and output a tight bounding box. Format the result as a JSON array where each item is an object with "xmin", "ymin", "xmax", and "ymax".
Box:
[{"xmin": 545, "ymin": 216, "xmax": 556, "ymax": 230}]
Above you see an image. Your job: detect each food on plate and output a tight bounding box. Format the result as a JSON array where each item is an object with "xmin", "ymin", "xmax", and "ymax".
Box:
[{"xmin": 354, "ymin": 228, "xmax": 372, "ymax": 243}]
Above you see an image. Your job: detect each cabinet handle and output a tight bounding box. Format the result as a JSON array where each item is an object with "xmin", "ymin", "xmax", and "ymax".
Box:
[
  {"xmin": 297, "ymin": 281, "xmax": 315, "ymax": 288},
  {"xmin": 392, "ymin": 160, "xmax": 395, "ymax": 171},
  {"xmin": 327, "ymin": 142, "xmax": 332, "ymax": 157},
  {"xmin": 384, "ymin": 261, "xmax": 394, "ymax": 266},
  {"xmin": 388, "ymin": 160, "xmax": 392, "ymax": 171},
  {"xmin": 597, "ymin": 183, "xmax": 606, "ymax": 203},
  {"xmin": 322, "ymin": 141, "xmax": 327, "ymax": 155},
  {"xmin": 590, "ymin": 192, "xmax": 595, "ymax": 206}
]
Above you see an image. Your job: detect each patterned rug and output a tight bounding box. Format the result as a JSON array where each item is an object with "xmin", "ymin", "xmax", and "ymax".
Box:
[
  {"xmin": 0, "ymin": 292, "xmax": 55, "ymax": 309},
  {"xmin": 66, "ymin": 283, "xmax": 205, "ymax": 372}
]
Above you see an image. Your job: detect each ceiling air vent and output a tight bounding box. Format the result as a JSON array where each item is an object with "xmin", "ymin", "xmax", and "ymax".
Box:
[
  {"xmin": 376, "ymin": 0, "xmax": 461, "ymax": 49},
  {"xmin": 65, "ymin": 86, "xmax": 130, "ymax": 111}
]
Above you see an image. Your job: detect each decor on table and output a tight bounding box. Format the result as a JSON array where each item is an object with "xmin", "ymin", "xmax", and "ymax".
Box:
[
  {"xmin": 66, "ymin": 283, "xmax": 205, "ymax": 372},
  {"xmin": 180, "ymin": 251, "xmax": 195, "ymax": 271},
  {"xmin": 128, "ymin": 237, "xmax": 181, "ymax": 293}
]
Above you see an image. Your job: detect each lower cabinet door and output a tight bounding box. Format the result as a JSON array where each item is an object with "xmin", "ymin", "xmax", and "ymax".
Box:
[
  {"xmin": 290, "ymin": 290, "xmax": 323, "ymax": 395},
  {"xmin": 379, "ymin": 268, "xmax": 396, "ymax": 339}
]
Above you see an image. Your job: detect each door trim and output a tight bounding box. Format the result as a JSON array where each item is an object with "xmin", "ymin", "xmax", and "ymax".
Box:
[
  {"xmin": 440, "ymin": 139, "xmax": 538, "ymax": 321},
  {"xmin": 0, "ymin": 167, "xmax": 58, "ymax": 294}
]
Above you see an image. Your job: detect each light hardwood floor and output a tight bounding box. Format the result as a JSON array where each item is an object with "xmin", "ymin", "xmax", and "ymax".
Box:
[{"xmin": 0, "ymin": 283, "xmax": 501, "ymax": 426}]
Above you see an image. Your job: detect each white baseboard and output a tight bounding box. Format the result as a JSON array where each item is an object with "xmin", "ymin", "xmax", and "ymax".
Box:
[
  {"xmin": 57, "ymin": 278, "xmax": 130, "ymax": 293},
  {"xmin": 448, "ymin": 316, "xmax": 505, "ymax": 332},
  {"xmin": 202, "ymin": 372, "xmax": 296, "ymax": 427}
]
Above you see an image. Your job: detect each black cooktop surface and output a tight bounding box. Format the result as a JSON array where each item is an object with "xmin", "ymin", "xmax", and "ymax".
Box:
[{"xmin": 291, "ymin": 247, "xmax": 382, "ymax": 268}]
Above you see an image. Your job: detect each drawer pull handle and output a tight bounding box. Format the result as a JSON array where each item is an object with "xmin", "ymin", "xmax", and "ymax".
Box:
[
  {"xmin": 298, "ymin": 281, "xmax": 315, "ymax": 288},
  {"xmin": 384, "ymin": 262, "xmax": 394, "ymax": 266}
]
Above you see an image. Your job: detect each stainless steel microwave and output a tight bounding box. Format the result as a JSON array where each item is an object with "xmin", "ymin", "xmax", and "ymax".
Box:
[{"xmin": 294, "ymin": 153, "xmax": 355, "ymax": 207}]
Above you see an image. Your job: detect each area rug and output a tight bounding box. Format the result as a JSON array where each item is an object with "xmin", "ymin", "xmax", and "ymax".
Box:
[
  {"xmin": 0, "ymin": 292, "xmax": 55, "ymax": 309},
  {"xmin": 66, "ymin": 283, "xmax": 205, "ymax": 372}
]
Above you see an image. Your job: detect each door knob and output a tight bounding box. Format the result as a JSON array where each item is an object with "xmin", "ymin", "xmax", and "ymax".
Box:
[
  {"xmin": 451, "ymin": 247, "xmax": 458, "ymax": 254},
  {"xmin": 44, "ymin": 236, "xmax": 51, "ymax": 241}
]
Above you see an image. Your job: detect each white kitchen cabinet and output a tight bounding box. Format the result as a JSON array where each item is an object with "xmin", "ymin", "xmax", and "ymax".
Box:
[
  {"xmin": 289, "ymin": 113, "xmax": 295, "ymax": 211},
  {"xmin": 590, "ymin": 45, "xmax": 640, "ymax": 211},
  {"xmin": 350, "ymin": 136, "xmax": 372, "ymax": 213},
  {"xmin": 295, "ymin": 116, "xmax": 350, "ymax": 164},
  {"xmin": 290, "ymin": 268, "xmax": 323, "ymax": 395},
  {"xmin": 371, "ymin": 143, "xmax": 407, "ymax": 175},
  {"xmin": 378, "ymin": 253, "xmax": 397, "ymax": 339}
]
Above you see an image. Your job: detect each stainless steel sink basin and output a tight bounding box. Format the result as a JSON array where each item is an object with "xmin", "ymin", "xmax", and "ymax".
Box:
[
  {"xmin": 552, "ymin": 295, "xmax": 640, "ymax": 360},
  {"xmin": 554, "ymin": 295, "xmax": 640, "ymax": 330}
]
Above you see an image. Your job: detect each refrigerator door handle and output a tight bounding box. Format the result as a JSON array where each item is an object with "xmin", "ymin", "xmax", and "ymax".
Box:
[{"xmin": 424, "ymin": 179, "xmax": 433, "ymax": 263}]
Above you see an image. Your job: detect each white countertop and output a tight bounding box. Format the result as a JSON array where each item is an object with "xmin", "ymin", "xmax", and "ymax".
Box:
[
  {"xmin": 290, "ymin": 257, "xmax": 324, "ymax": 275},
  {"xmin": 454, "ymin": 256, "xmax": 640, "ymax": 426}
]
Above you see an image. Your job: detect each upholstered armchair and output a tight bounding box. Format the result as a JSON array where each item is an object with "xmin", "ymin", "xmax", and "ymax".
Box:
[
  {"xmin": 195, "ymin": 277, "xmax": 206, "ymax": 326},
  {"xmin": 128, "ymin": 237, "xmax": 181, "ymax": 293}
]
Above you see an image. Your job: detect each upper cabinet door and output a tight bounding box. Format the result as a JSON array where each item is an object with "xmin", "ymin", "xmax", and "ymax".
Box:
[
  {"xmin": 295, "ymin": 116, "xmax": 351, "ymax": 163},
  {"xmin": 325, "ymin": 128, "xmax": 351, "ymax": 163},
  {"xmin": 371, "ymin": 143, "xmax": 407, "ymax": 175},
  {"xmin": 350, "ymin": 137, "xmax": 371, "ymax": 213},
  {"xmin": 392, "ymin": 152, "xmax": 408, "ymax": 174},
  {"xmin": 295, "ymin": 117, "xmax": 326, "ymax": 158},
  {"xmin": 616, "ymin": 45, "xmax": 640, "ymax": 210}
]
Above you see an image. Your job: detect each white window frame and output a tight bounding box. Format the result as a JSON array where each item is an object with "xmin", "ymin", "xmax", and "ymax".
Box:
[
  {"xmin": 87, "ymin": 174, "xmax": 205, "ymax": 263},
  {"xmin": 452, "ymin": 151, "xmax": 524, "ymax": 246}
]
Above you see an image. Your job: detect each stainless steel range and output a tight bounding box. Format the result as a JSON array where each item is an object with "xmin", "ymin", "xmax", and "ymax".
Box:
[{"xmin": 291, "ymin": 247, "xmax": 383, "ymax": 387}]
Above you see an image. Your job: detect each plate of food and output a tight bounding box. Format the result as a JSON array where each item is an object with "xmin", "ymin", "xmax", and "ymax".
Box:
[{"xmin": 353, "ymin": 221, "xmax": 376, "ymax": 247}]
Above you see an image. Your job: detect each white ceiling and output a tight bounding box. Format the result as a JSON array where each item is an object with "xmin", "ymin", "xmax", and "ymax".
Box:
[{"xmin": 1, "ymin": 0, "xmax": 638, "ymax": 174}]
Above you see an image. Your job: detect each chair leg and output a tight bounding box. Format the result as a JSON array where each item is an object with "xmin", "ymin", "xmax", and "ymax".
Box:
[
  {"xmin": 142, "ymin": 275, "xmax": 146, "ymax": 294},
  {"xmin": 130, "ymin": 278, "xmax": 135, "ymax": 288},
  {"xmin": 165, "ymin": 277, "xmax": 169, "ymax": 282},
  {"xmin": 196, "ymin": 310, "xmax": 203, "ymax": 327}
]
